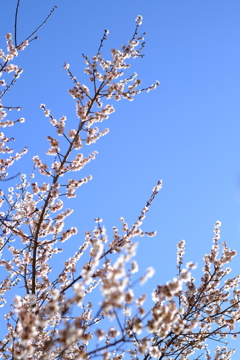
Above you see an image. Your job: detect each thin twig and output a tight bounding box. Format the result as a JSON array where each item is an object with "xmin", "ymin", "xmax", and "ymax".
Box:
[
  {"xmin": 25, "ymin": 6, "xmax": 58, "ymax": 42},
  {"xmin": 0, "ymin": 69, "xmax": 22, "ymax": 100},
  {"xmin": 0, "ymin": 172, "xmax": 20, "ymax": 181},
  {"xmin": 14, "ymin": 0, "xmax": 21, "ymax": 47}
]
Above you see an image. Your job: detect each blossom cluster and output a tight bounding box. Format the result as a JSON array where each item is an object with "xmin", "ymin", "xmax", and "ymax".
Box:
[{"xmin": 0, "ymin": 32, "xmax": 29, "ymax": 180}]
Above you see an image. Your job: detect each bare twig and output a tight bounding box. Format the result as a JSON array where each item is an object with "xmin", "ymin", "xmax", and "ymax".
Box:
[
  {"xmin": 0, "ymin": 172, "xmax": 20, "ymax": 181},
  {"xmin": 14, "ymin": 0, "xmax": 21, "ymax": 47},
  {"xmin": 25, "ymin": 6, "xmax": 58, "ymax": 42}
]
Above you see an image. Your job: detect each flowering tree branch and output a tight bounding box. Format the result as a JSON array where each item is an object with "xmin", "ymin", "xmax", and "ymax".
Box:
[{"xmin": 0, "ymin": 4, "xmax": 239, "ymax": 360}]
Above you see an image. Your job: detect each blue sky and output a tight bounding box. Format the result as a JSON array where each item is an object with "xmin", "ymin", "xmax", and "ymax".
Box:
[{"xmin": 1, "ymin": 0, "xmax": 240, "ymax": 357}]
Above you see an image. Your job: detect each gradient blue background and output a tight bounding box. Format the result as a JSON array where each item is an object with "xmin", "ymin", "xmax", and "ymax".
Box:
[{"xmin": 1, "ymin": 0, "xmax": 240, "ymax": 357}]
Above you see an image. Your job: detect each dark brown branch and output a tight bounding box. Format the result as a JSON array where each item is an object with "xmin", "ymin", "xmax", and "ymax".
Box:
[
  {"xmin": 0, "ymin": 172, "xmax": 20, "ymax": 181},
  {"xmin": 31, "ymin": 88, "xmax": 102, "ymax": 295},
  {"xmin": 14, "ymin": 0, "xmax": 21, "ymax": 47},
  {"xmin": 25, "ymin": 6, "xmax": 58, "ymax": 42},
  {"xmin": 86, "ymin": 337, "xmax": 126, "ymax": 356}
]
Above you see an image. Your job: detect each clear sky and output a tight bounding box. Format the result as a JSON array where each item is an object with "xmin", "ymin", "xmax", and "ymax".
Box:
[{"xmin": 1, "ymin": 0, "xmax": 240, "ymax": 357}]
